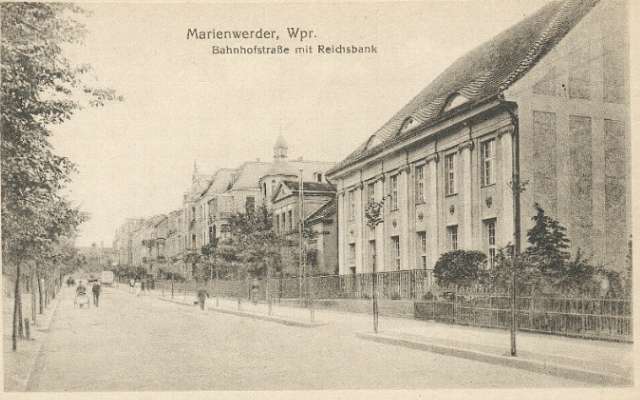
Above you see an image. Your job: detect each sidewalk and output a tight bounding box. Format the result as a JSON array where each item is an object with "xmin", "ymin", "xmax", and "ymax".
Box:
[
  {"xmin": 152, "ymin": 289, "xmax": 324, "ymax": 327},
  {"xmin": 3, "ymin": 286, "xmax": 64, "ymax": 391},
  {"xmin": 358, "ymin": 322, "xmax": 633, "ymax": 386},
  {"xmin": 151, "ymin": 288, "xmax": 633, "ymax": 385}
]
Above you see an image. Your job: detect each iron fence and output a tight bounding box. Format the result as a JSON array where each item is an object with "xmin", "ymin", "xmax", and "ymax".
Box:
[
  {"xmin": 154, "ymin": 270, "xmax": 632, "ymax": 342},
  {"xmin": 414, "ymin": 294, "xmax": 632, "ymax": 342}
]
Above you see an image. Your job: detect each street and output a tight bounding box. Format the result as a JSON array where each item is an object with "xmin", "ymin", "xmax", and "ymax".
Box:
[{"xmin": 25, "ymin": 286, "xmax": 588, "ymax": 391}]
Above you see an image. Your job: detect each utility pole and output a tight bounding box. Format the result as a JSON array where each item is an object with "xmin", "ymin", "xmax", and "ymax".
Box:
[
  {"xmin": 504, "ymin": 104, "xmax": 523, "ymax": 358},
  {"xmin": 298, "ymin": 169, "xmax": 304, "ymax": 305}
]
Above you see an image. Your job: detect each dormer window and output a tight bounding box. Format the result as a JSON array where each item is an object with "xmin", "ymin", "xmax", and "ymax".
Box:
[
  {"xmin": 400, "ymin": 116, "xmax": 419, "ymax": 133},
  {"xmin": 442, "ymin": 93, "xmax": 470, "ymax": 113},
  {"xmin": 313, "ymin": 172, "xmax": 323, "ymax": 182},
  {"xmin": 365, "ymin": 135, "xmax": 382, "ymax": 150}
]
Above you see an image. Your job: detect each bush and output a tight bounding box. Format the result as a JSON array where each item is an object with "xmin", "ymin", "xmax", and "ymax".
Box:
[{"xmin": 433, "ymin": 250, "xmax": 487, "ymax": 289}]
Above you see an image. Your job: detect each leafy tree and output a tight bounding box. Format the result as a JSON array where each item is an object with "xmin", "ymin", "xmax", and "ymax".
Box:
[
  {"xmin": 1, "ymin": 3, "xmax": 120, "ymax": 350},
  {"xmin": 433, "ymin": 250, "xmax": 487, "ymax": 289},
  {"xmin": 224, "ymin": 205, "xmax": 284, "ymax": 279},
  {"xmin": 525, "ymin": 204, "xmax": 571, "ymax": 277}
]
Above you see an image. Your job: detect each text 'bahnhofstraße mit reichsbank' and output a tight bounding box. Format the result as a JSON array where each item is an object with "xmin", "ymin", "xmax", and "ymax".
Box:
[{"xmin": 211, "ymin": 44, "xmax": 377, "ymax": 55}]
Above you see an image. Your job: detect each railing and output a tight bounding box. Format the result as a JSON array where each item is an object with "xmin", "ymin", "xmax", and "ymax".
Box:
[
  {"xmin": 154, "ymin": 269, "xmax": 632, "ymax": 342},
  {"xmin": 414, "ymin": 294, "xmax": 632, "ymax": 342}
]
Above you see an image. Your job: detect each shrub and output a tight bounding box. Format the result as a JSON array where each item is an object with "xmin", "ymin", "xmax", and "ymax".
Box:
[{"xmin": 433, "ymin": 250, "xmax": 487, "ymax": 289}]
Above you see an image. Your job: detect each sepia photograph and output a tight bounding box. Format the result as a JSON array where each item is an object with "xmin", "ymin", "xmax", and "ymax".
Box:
[{"xmin": 1, "ymin": 0, "xmax": 636, "ymax": 395}]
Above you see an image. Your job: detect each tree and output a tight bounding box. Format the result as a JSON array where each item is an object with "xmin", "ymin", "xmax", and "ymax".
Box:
[
  {"xmin": 433, "ymin": 250, "xmax": 487, "ymax": 289},
  {"xmin": 1, "ymin": 3, "xmax": 120, "ymax": 351},
  {"xmin": 522, "ymin": 204, "xmax": 599, "ymax": 295}
]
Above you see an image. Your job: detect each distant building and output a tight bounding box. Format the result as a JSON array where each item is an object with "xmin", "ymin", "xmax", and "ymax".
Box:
[
  {"xmin": 326, "ymin": 0, "xmax": 629, "ymax": 276},
  {"xmin": 305, "ymin": 198, "xmax": 338, "ymax": 275},
  {"xmin": 271, "ymin": 180, "xmax": 337, "ymax": 276},
  {"xmin": 113, "ymin": 218, "xmax": 145, "ymax": 267}
]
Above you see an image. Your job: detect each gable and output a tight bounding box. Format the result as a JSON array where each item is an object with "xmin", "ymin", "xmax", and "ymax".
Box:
[{"xmin": 271, "ymin": 183, "xmax": 293, "ymax": 204}]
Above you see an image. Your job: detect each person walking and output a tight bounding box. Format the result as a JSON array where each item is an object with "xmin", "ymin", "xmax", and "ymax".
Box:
[
  {"xmin": 250, "ymin": 278, "xmax": 260, "ymax": 305},
  {"xmin": 196, "ymin": 288, "xmax": 209, "ymax": 311},
  {"xmin": 135, "ymin": 279, "xmax": 142, "ymax": 297},
  {"xmin": 92, "ymin": 281, "xmax": 101, "ymax": 307},
  {"xmin": 129, "ymin": 278, "xmax": 135, "ymax": 294}
]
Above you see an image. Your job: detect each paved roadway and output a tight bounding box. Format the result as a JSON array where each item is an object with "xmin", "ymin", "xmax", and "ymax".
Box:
[{"xmin": 27, "ymin": 286, "xmax": 588, "ymax": 391}]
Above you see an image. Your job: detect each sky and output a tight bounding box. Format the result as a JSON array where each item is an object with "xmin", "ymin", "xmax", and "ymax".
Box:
[{"xmin": 49, "ymin": 0, "xmax": 556, "ymax": 247}]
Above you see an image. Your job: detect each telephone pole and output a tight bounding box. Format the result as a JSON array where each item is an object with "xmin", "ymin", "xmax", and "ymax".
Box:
[{"xmin": 298, "ymin": 169, "xmax": 305, "ymax": 304}]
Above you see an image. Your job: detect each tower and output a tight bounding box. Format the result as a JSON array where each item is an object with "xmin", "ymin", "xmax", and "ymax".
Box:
[
  {"xmin": 192, "ymin": 160, "xmax": 199, "ymax": 183},
  {"xmin": 273, "ymin": 135, "xmax": 288, "ymax": 162}
]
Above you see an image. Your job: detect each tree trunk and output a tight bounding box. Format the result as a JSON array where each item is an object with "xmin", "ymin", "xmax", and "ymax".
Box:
[
  {"xmin": 31, "ymin": 268, "xmax": 37, "ymax": 324},
  {"xmin": 37, "ymin": 273, "xmax": 44, "ymax": 314},
  {"xmin": 12, "ymin": 262, "xmax": 21, "ymax": 351},
  {"xmin": 18, "ymin": 287, "xmax": 24, "ymax": 338}
]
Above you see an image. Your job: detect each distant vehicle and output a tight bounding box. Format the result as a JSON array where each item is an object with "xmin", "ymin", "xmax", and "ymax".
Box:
[{"xmin": 101, "ymin": 270, "xmax": 115, "ymax": 286}]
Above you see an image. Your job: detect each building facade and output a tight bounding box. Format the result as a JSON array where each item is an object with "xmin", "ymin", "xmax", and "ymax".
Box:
[
  {"xmin": 271, "ymin": 180, "xmax": 337, "ymax": 276},
  {"xmin": 326, "ymin": 0, "xmax": 629, "ymax": 276},
  {"xmin": 305, "ymin": 198, "xmax": 339, "ymax": 275}
]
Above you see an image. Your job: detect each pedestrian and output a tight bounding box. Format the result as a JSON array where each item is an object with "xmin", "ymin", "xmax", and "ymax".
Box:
[
  {"xmin": 92, "ymin": 281, "xmax": 101, "ymax": 307},
  {"xmin": 196, "ymin": 288, "xmax": 209, "ymax": 311},
  {"xmin": 129, "ymin": 278, "xmax": 134, "ymax": 294},
  {"xmin": 250, "ymin": 278, "xmax": 260, "ymax": 305},
  {"xmin": 135, "ymin": 279, "xmax": 142, "ymax": 296}
]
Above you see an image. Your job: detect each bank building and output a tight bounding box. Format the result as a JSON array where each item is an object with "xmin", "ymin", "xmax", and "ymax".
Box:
[{"xmin": 325, "ymin": 0, "xmax": 629, "ymax": 279}]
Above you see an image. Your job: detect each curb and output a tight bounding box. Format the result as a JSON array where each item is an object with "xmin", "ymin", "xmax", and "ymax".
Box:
[
  {"xmin": 356, "ymin": 331, "xmax": 632, "ymax": 386},
  {"xmin": 157, "ymin": 296, "xmax": 326, "ymax": 328}
]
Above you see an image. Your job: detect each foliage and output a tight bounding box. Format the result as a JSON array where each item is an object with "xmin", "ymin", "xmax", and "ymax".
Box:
[
  {"xmin": 433, "ymin": 250, "xmax": 487, "ymax": 289},
  {"xmin": 482, "ymin": 205, "xmax": 609, "ymax": 296},
  {"xmin": 1, "ymin": 2, "xmax": 120, "ymax": 270}
]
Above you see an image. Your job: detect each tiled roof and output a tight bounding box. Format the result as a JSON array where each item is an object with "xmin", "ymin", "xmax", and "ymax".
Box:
[
  {"xmin": 201, "ymin": 168, "xmax": 236, "ymax": 197},
  {"xmin": 282, "ymin": 181, "xmax": 337, "ymax": 194},
  {"xmin": 306, "ymin": 198, "xmax": 336, "ymax": 224},
  {"xmin": 228, "ymin": 161, "xmax": 273, "ymax": 190},
  {"xmin": 327, "ymin": 0, "xmax": 599, "ymax": 175}
]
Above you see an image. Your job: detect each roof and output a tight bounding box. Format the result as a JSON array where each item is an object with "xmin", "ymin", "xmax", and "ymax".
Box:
[
  {"xmin": 261, "ymin": 159, "xmax": 336, "ymax": 180},
  {"xmin": 228, "ymin": 161, "xmax": 273, "ymax": 190},
  {"xmin": 282, "ymin": 181, "xmax": 336, "ymax": 194},
  {"xmin": 201, "ymin": 168, "xmax": 236, "ymax": 197},
  {"xmin": 327, "ymin": 0, "xmax": 600, "ymax": 175},
  {"xmin": 306, "ymin": 198, "xmax": 337, "ymax": 224},
  {"xmin": 274, "ymin": 134, "xmax": 288, "ymax": 149}
]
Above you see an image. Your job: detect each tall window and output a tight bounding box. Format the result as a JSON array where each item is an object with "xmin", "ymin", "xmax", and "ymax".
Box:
[
  {"xmin": 288, "ymin": 210, "xmax": 293, "ymax": 232},
  {"xmin": 348, "ymin": 190, "xmax": 356, "ymax": 220},
  {"xmin": 390, "ymin": 174, "xmax": 398, "ymax": 210},
  {"xmin": 415, "ymin": 165, "xmax": 425, "ymax": 203},
  {"xmin": 348, "ymin": 243, "xmax": 356, "ymax": 266},
  {"xmin": 447, "ymin": 226, "xmax": 458, "ymax": 251},
  {"xmin": 417, "ymin": 231, "xmax": 427, "ymax": 269},
  {"xmin": 367, "ymin": 182, "xmax": 376, "ymax": 204},
  {"xmin": 481, "ymin": 139, "xmax": 495, "ymax": 186},
  {"xmin": 445, "ymin": 153, "xmax": 456, "ymax": 195},
  {"xmin": 391, "ymin": 236, "xmax": 400, "ymax": 270},
  {"xmin": 485, "ymin": 219, "xmax": 496, "ymax": 269}
]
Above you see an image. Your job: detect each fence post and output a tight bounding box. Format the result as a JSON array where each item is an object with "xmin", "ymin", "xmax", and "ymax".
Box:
[
  {"xmin": 581, "ymin": 297, "xmax": 586, "ymax": 335},
  {"xmin": 452, "ymin": 293, "xmax": 456, "ymax": 324}
]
